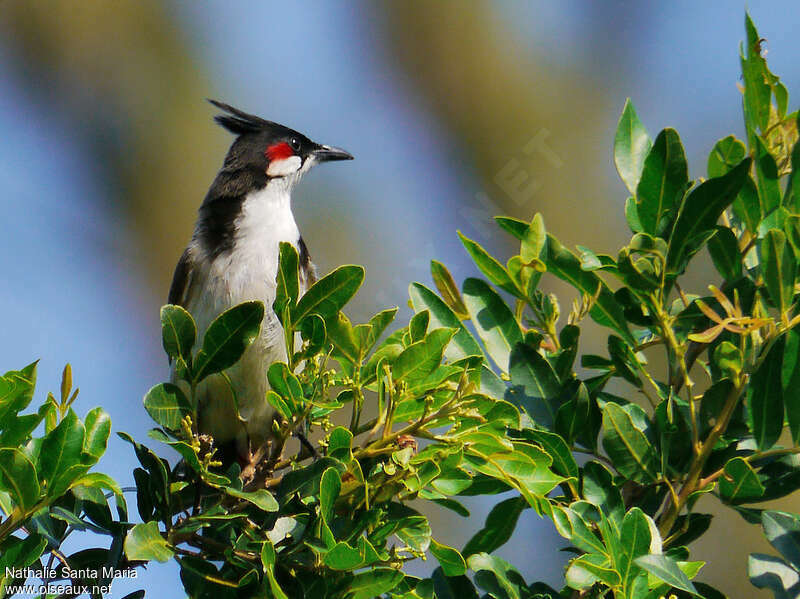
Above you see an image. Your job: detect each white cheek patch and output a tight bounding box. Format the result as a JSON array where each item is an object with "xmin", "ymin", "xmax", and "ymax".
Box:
[{"xmin": 267, "ymin": 155, "xmax": 302, "ymax": 177}]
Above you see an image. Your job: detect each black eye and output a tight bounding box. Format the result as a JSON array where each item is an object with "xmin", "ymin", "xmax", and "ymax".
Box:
[{"xmin": 289, "ymin": 137, "xmax": 301, "ymax": 152}]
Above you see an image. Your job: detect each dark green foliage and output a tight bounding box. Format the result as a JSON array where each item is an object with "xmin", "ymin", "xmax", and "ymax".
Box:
[{"xmin": 2, "ymin": 14, "xmax": 800, "ymax": 599}]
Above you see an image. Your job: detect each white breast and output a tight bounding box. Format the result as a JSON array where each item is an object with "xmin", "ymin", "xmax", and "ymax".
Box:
[{"xmin": 185, "ymin": 182, "xmax": 304, "ymax": 451}]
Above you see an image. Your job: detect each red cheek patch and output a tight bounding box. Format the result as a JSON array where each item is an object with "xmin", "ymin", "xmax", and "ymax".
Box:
[{"xmin": 266, "ymin": 142, "xmax": 294, "ymax": 162}]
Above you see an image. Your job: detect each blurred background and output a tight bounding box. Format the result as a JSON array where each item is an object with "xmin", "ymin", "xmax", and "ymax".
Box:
[{"xmin": 1, "ymin": 1, "xmax": 799, "ymax": 596}]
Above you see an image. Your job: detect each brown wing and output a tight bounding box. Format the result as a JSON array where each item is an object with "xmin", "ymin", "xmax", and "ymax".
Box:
[{"xmin": 168, "ymin": 248, "xmax": 193, "ymax": 307}]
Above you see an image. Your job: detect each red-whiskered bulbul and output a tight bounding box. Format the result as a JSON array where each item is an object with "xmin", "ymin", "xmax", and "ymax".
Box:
[{"xmin": 168, "ymin": 100, "xmax": 352, "ymax": 462}]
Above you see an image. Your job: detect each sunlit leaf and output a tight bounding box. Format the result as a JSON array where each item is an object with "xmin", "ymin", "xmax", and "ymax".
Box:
[
  {"xmin": 749, "ymin": 338, "xmax": 785, "ymax": 450},
  {"xmin": 760, "ymin": 230, "xmax": 796, "ymax": 317},
  {"xmin": 462, "ymin": 278, "xmax": 522, "ymax": 371},
  {"xmin": 160, "ymin": 304, "xmax": 196, "ymax": 365},
  {"xmin": 193, "ymin": 301, "xmax": 264, "ymax": 382},
  {"xmin": 615, "ymin": 98, "xmax": 652, "ymax": 195},
  {"xmin": 459, "ymin": 232, "xmax": 521, "ymax": 297},
  {"xmin": 635, "ymin": 554, "xmax": 698, "ymax": 595},
  {"xmin": 601, "ymin": 402, "xmax": 659, "ymax": 483},
  {"xmin": 666, "ymin": 158, "xmax": 751, "ymax": 275},
  {"xmin": 0, "ymin": 448, "xmax": 40, "ymax": 510},
  {"xmin": 719, "ymin": 457, "xmax": 765, "ymax": 503},
  {"xmin": 143, "ymin": 383, "xmax": 191, "ymax": 431},
  {"xmin": 124, "ymin": 521, "xmax": 173, "ymax": 562},
  {"xmin": 635, "ymin": 128, "xmax": 688, "ymax": 236},
  {"xmin": 431, "ymin": 260, "xmax": 469, "ymax": 318},
  {"xmin": 292, "ymin": 264, "xmax": 364, "ymax": 324},
  {"xmin": 545, "ymin": 235, "xmax": 635, "ymax": 346}
]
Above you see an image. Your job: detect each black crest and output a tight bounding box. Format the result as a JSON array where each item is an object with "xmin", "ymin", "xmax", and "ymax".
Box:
[{"xmin": 209, "ymin": 99, "xmax": 276, "ymax": 136}]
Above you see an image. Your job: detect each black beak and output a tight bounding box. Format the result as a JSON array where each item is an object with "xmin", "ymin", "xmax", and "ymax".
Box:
[{"xmin": 312, "ymin": 144, "xmax": 353, "ymax": 162}]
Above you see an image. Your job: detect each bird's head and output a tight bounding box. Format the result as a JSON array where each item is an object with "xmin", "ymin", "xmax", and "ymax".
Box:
[{"xmin": 209, "ymin": 99, "xmax": 353, "ymax": 184}]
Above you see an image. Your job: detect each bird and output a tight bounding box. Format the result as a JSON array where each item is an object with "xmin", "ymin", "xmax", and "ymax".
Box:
[{"xmin": 168, "ymin": 100, "xmax": 353, "ymax": 465}]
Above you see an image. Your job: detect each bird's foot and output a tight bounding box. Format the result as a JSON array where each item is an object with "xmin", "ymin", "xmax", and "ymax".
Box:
[{"xmin": 240, "ymin": 444, "xmax": 268, "ymax": 484}]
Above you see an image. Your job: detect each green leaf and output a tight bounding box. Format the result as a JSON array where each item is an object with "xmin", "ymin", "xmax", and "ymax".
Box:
[
  {"xmin": 625, "ymin": 196, "xmax": 644, "ymax": 233},
  {"xmin": 608, "ymin": 334, "xmax": 643, "ymax": 388},
  {"xmin": 275, "ymin": 241, "xmax": 300, "ymax": 311},
  {"xmin": 635, "ymin": 128, "xmax": 688, "ymax": 236},
  {"xmin": 635, "ymin": 554, "xmax": 698, "ymax": 595},
  {"xmin": 545, "ymin": 235, "xmax": 635, "ymax": 346},
  {"xmin": 327, "ymin": 312, "xmax": 361, "ymax": 366},
  {"xmin": 430, "ymin": 539, "xmax": 467, "ymax": 576},
  {"xmin": 601, "ymin": 402, "xmax": 659, "ymax": 483},
  {"xmin": 615, "ymin": 98, "xmax": 652, "ymax": 195},
  {"xmin": 792, "ymin": 141, "xmax": 800, "ymax": 213},
  {"xmin": 666, "ymin": 158, "xmax": 751, "ymax": 275},
  {"xmin": 395, "ymin": 515, "xmax": 432, "ymax": 552},
  {"xmin": 292, "ymin": 264, "xmax": 364, "ymax": 324},
  {"xmin": 714, "ymin": 341, "xmax": 743, "ymax": 380},
  {"xmin": 741, "ymin": 13, "xmax": 771, "ymax": 137},
  {"xmin": 458, "ymin": 232, "xmax": 520, "ymax": 297},
  {"xmin": 762, "ymin": 510, "xmax": 800, "ymax": 570},
  {"xmin": 319, "ymin": 467, "xmax": 341, "ymax": 522},
  {"xmin": 431, "ymin": 260, "xmax": 469, "ymax": 318},
  {"xmin": 462, "ymin": 278, "xmax": 522, "ymax": 371},
  {"xmin": 754, "ymin": 136, "xmax": 781, "ymax": 216},
  {"xmin": 72, "ymin": 472, "xmax": 127, "ymax": 518},
  {"xmin": 160, "ymin": 304, "xmax": 196, "ymax": 364},
  {"xmin": 261, "ymin": 541, "xmax": 289, "ymax": 599},
  {"xmin": 392, "ymin": 328, "xmax": 456, "ymax": 383},
  {"xmin": 786, "ymin": 215, "xmax": 800, "ymax": 261},
  {"xmin": 124, "ymin": 521, "xmax": 173, "ymax": 562},
  {"xmin": 324, "ymin": 541, "xmax": 364, "ymax": 570},
  {"xmin": 143, "ymin": 383, "xmax": 192, "ymax": 431},
  {"xmin": 733, "ymin": 175, "xmax": 762, "ymax": 234},
  {"xmin": 708, "ymin": 227, "xmax": 743, "ymax": 281},
  {"xmin": 267, "ymin": 362, "xmax": 305, "ymax": 414},
  {"xmin": 494, "ymin": 216, "xmax": 529, "ymax": 240},
  {"xmin": 82, "ymin": 407, "xmax": 111, "ymax": 461},
  {"xmin": 619, "ymin": 508, "xmax": 654, "ymax": 590},
  {"xmin": 39, "ymin": 408, "xmax": 84, "ymax": 493},
  {"xmin": 0, "ymin": 364, "xmax": 37, "ymax": 430},
  {"xmin": 555, "ymin": 383, "xmax": 596, "ymax": 449},
  {"xmin": 708, "ymin": 135, "xmax": 747, "ymax": 178},
  {"xmin": 225, "ymin": 488, "xmax": 279, "ymax": 512},
  {"xmin": 582, "ymin": 461, "xmax": 624, "ymax": 524},
  {"xmin": 0, "ymin": 412, "xmax": 42, "ymax": 449},
  {"xmin": 327, "ymin": 426, "xmax": 353, "ymax": 463},
  {"xmin": 719, "ymin": 457, "xmax": 765, "ymax": 503},
  {"xmin": 784, "ymin": 330, "xmax": 800, "ymax": 444},
  {"xmin": 296, "ymin": 312, "xmax": 326, "ymax": 360},
  {"xmin": 522, "ymin": 429, "xmax": 578, "ymax": 480},
  {"xmin": 761, "ymin": 230, "xmax": 796, "ymax": 317},
  {"xmin": 749, "ymin": 338, "xmax": 785, "ymax": 450},
  {"xmin": 521, "ymin": 213, "xmax": 546, "ymax": 264},
  {"xmin": 470, "ymin": 442, "xmax": 564, "ymax": 506},
  {"xmin": 507, "ymin": 343, "xmax": 561, "ymax": 429},
  {"xmin": 346, "ymin": 568, "xmax": 404, "ymax": 599},
  {"xmin": 463, "ymin": 496, "xmax": 526, "ymax": 557},
  {"xmin": 566, "ymin": 553, "xmax": 621, "ymax": 589},
  {"xmin": 409, "ymin": 283, "xmax": 484, "ymax": 362},
  {"xmin": 552, "ymin": 505, "xmax": 607, "ymax": 556},
  {"xmin": 0, "ymin": 448, "xmax": 40, "ymax": 510},
  {"xmin": 409, "ymin": 310, "xmax": 430, "ymax": 342},
  {"xmin": 0, "ymin": 533, "xmax": 47, "ymax": 571},
  {"xmin": 193, "ymin": 301, "xmax": 264, "ymax": 382},
  {"xmin": 469, "ymin": 553, "xmax": 528, "ymax": 599}
]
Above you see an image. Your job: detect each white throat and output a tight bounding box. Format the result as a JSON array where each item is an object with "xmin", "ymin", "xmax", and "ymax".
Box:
[{"xmin": 235, "ymin": 180, "xmax": 299, "ymax": 252}]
